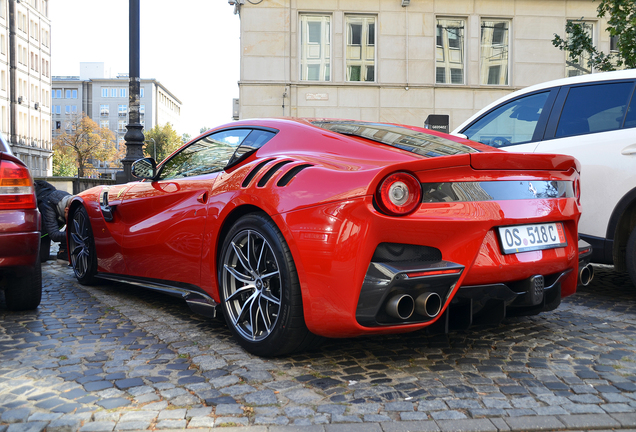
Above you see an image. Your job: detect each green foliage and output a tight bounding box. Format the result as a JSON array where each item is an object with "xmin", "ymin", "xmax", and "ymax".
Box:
[
  {"xmin": 182, "ymin": 133, "xmax": 191, "ymax": 144},
  {"xmin": 200, "ymin": 126, "xmax": 210, "ymax": 134},
  {"xmin": 145, "ymin": 124, "xmax": 182, "ymax": 162},
  {"xmin": 52, "ymin": 149, "xmax": 77, "ymax": 177},
  {"xmin": 552, "ymin": 0, "xmax": 636, "ymax": 71},
  {"xmin": 143, "ymin": 123, "xmax": 182, "ymax": 162}
]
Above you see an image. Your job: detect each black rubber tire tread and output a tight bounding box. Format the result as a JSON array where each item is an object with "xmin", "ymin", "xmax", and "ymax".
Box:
[
  {"xmin": 39, "ymin": 235, "xmax": 50, "ymax": 262},
  {"xmin": 626, "ymin": 227, "xmax": 636, "ymax": 288},
  {"xmin": 219, "ymin": 212, "xmax": 318, "ymax": 356},
  {"xmin": 69, "ymin": 206, "xmax": 99, "ymax": 286},
  {"xmin": 5, "ymin": 254, "xmax": 42, "ymax": 311}
]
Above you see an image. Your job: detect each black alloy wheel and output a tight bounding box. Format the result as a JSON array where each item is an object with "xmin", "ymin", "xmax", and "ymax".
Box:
[
  {"xmin": 69, "ymin": 206, "xmax": 98, "ymax": 285},
  {"xmin": 219, "ymin": 213, "xmax": 315, "ymax": 356}
]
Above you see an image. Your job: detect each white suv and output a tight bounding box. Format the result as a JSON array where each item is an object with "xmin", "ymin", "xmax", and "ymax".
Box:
[{"xmin": 452, "ymin": 69, "xmax": 636, "ymax": 286}]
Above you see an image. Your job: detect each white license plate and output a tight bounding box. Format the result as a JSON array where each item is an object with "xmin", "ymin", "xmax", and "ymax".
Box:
[{"xmin": 498, "ymin": 222, "xmax": 567, "ymax": 254}]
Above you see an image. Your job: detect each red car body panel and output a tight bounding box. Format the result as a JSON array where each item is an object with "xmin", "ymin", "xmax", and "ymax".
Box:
[
  {"xmin": 0, "ymin": 209, "xmax": 40, "ymax": 267},
  {"xmin": 70, "ymin": 118, "xmax": 581, "ymax": 339},
  {"xmin": 0, "ymin": 152, "xmax": 40, "ymax": 268}
]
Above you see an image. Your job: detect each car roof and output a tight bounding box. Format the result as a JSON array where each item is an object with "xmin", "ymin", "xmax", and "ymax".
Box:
[
  {"xmin": 518, "ymin": 69, "xmax": 636, "ymax": 94},
  {"xmin": 453, "ymin": 69, "xmax": 636, "ymax": 133},
  {"xmin": 0, "ymin": 134, "xmax": 11, "ymax": 155}
]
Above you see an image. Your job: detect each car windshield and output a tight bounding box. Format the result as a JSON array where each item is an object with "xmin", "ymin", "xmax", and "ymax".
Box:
[{"xmin": 312, "ymin": 120, "xmax": 479, "ymax": 157}]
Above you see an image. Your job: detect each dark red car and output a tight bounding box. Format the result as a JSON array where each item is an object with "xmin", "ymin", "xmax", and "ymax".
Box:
[
  {"xmin": 68, "ymin": 119, "xmax": 582, "ymax": 356},
  {"xmin": 0, "ymin": 136, "xmax": 42, "ymax": 310}
]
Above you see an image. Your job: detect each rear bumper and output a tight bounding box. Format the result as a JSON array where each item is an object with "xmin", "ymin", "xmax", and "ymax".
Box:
[
  {"xmin": 0, "ymin": 209, "xmax": 41, "ymax": 268},
  {"xmin": 280, "ymin": 194, "xmax": 580, "ymax": 338},
  {"xmin": 0, "ymin": 231, "xmax": 40, "ymax": 268}
]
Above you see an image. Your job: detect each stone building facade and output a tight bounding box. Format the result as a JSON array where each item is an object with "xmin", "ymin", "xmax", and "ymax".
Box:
[
  {"xmin": 232, "ymin": 0, "xmax": 611, "ymax": 130},
  {"xmin": 1, "ymin": 0, "xmax": 52, "ymax": 177}
]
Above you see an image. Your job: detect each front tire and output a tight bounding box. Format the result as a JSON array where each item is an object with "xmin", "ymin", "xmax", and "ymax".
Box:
[
  {"xmin": 69, "ymin": 206, "xmax": 98, "ymax": 285},
  {"xmin": 627, "ymin": 227, "xmax": 636, "ymax": 287},
  {"xmin": 219, "ymin": 213, "xmax": 313, "ymax": 356}
]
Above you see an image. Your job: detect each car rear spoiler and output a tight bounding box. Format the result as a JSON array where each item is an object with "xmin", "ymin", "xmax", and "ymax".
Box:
[{"xmin": 470, "ymin": 153, "xmax": 580, "ymax": 173}]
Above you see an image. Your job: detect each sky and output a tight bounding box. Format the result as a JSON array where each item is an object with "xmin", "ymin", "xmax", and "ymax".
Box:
[{"xmin": 50, "ymin": 0, "xmax": 241, "ymax": 138}]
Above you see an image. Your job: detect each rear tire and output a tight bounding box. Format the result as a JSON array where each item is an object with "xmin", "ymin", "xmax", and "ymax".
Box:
[
  {"xmin": 39, "ymin": 235, "xmax": 51, "ymax": 262},
  {"xmin": 626, "ymin": 227, "xmax": 636, "ymax": 287},
  {"xmin": 218, "ymin": 213, "xmax": 316, "ymax": 356},
  {"xmin": 4, "ymin": 255, "xmax": 42, "ymax": 311},
  {"xmin": 68, "ymin": 206, "xmax": 98, "ymax": 285}
]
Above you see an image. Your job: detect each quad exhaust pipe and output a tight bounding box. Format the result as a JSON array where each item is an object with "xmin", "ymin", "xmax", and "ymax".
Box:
[
  {"xmin": 579, "ymin": 264, "xmax": 594, "ymax": 286},
  {"xmin": 386, "ymin": 292, "xmax": 442, "ymax": 320}
]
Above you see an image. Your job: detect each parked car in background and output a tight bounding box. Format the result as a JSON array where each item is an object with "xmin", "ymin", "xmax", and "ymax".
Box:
[
  {"xmin": 452, "ymin": 70, "xmax": 636, "ymax": 286},
  {"xmin": 68, "ymin": 118, "xmax": 582, "ymax": 356},
  {"xmin": 0, "ymin": 135, "xmax": 42, "ymax": 310}
]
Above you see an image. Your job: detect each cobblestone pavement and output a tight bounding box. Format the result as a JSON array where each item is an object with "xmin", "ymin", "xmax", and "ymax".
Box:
[{"xmin": 1, "ymin": 261, "xmax": 636, "ymax": 432}]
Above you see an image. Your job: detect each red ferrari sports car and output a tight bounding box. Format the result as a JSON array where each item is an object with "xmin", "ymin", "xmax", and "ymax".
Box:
[{"xmin": 68, "ymin": 119, "xmax": 582, "ymax": 356}]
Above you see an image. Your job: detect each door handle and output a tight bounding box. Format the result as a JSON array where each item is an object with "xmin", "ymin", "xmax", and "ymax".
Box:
[
  {"xmin": 621, "ymin": 144, "xmax": 636, "ymax": 155},
  {"xmin": 197, "ymin": 192, "xmax": 208, "ymax": 204}
]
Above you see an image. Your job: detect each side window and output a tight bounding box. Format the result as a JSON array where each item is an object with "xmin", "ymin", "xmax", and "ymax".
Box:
[
  {"xmin": 556, "ymin": 82, "xmax": 635, "ymax": 138},
  {"xmin": 228, "ymin": 129, "xmax": 276, "ymax": 167},
  {"xmin": 158, "ymin": 129, "xmax": 252, "ymax": 180},
  {"xmin": 462, "ymin": 91, "xmax": 550, "ymax": 147}
]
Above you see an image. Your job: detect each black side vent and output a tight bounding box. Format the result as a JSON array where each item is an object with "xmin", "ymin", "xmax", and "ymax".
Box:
[
  {"xmin": 257, "ymin": 160, "xmax": 293, "ymax": 187},
  {"xmin": 372, "ymin": 243, "xmax": 442, "ymax": 263},
  {"xmin": 276, "ymin": 164, "xmax": 313, "ymax": 187},
  {"xmin": 242, "ymin": 158, "xmax": 276, "ymax": 188}
]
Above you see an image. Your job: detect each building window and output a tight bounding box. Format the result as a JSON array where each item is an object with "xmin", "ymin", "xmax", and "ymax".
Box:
[
  {"xmin": 100, "ymin": 120, "xmax": 109, "ymax": 129},
  {"xmin": 110, "ymin": 88, "xmax": 117, "ymax": 97},
  {"xmin": 140, "ymin": 105, "xmax": 145, "ymax": 116},
  {"xmin": 100, "ymin": 104, "xmax": 109, "ymax": 116},
  {"xmin": 118, "ymin": 104, "xmax": 127, "ymax": 117},
  {"xmin": 0, "ymin": 70, "xmax": 4, "ymax": 91},
  {"xmin": 65, "ymin": 89, "xmax": 77, "ymax": 99},
  {"xmin": 566, "ymin": 21, "xmax": 594, "ymax": 77},
  {"xmin": 480, "ymin": 19, "xmax": 509, "ymax": 85},
  {"xmin": 0, "ymin": 35, "xmax": 5, "ymax": 55},
  {"xmin": 436, "ymin": 18, "xmax": 466, "ymax": 84},
  {"xmin": 120, "ymin": 88, "xmax": 126, "ymax": 98},
  {"xmin": 300, "ymin": 14, "xmax": 331, "ymax": 81},
  {"xmin": 102, "ymin": 88, "xmax": 108, "ymax": 97},
  {"xmin": 118, "ymin": 120, "xmax": 126, "ymax": 132},
  {"xmin": 346, "ymin": 15, "xmax": 376, "ymax": 82},
  {"xmin": 140, "ymin": 87, "xmax": 145, "ymax": 98},
  {"xmin": 54, "ymin": 105, "xmax": 60, "ymax": 114}
]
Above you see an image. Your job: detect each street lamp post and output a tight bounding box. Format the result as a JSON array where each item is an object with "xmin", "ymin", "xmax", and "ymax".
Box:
[{"xmin": 115, "ymin": 0, "xmax": 144, "ymax": 184}]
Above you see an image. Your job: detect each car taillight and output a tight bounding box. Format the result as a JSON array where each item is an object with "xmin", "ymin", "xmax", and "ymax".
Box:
[
  {"xmin": 0, "ymin": 158, "xmax": 36, "ymax": 210},
  {"xmin": 572, "ymin": 177, "xmax": 581, "ymax": 205},
  {"xmin": 376, "ymin": 172, "xmax": 422, "ymax": 216}
]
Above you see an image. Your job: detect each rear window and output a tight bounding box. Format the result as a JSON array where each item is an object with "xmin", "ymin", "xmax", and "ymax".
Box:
[{"xmin": 312, "ymin": 120, "xmax": 480, "ymax": 157}]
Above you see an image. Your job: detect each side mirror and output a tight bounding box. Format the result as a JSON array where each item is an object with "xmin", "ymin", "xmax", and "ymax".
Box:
[{"xmin": 132, "ymin": 158, "xmax": 157, "ymax": 180}]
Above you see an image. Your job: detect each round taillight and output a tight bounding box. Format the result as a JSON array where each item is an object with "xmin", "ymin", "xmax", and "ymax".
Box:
[{"xmin": 376, "ymin": 172, "xmax": 422, "ymax": 216}]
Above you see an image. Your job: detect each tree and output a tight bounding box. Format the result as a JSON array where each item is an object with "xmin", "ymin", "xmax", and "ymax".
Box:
[
  {"xmin": 53, "ymin": 113, "xmax": 117, "ymax": 177},
  {"xmin": 552, "ymin": 0, "xmax": 636, "ymax": 71},
  {"xmin": 143, "ymin": 123, "xmax": 182, "ymax": 162},
  {"xmin": 200, "ymin": 126, "xmax": 210, "ymax": 134},
  {"xmin": 181, "ymin": 133, "xmax": 191, "ymax": 144},
  {"xmin": 52, "ymin": 148, "xmax": 76, "ymax": 177}
]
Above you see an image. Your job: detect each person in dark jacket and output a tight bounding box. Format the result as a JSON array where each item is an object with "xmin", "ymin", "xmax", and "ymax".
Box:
[{"xmin": 35, "ymin": 180, "xmax": 73, "ymax": 262}]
